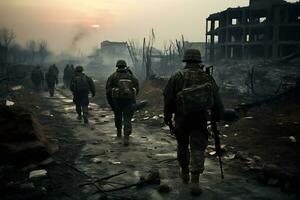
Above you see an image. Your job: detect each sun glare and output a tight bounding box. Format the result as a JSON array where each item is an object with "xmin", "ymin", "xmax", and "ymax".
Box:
[{"xmin": 91, "ymin": 24, "xmax": 100, "ymax": 28}]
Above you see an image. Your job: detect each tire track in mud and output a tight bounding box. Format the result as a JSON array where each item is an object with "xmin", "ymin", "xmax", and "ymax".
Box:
[{"xmin": 43, "ymin": 89, "xmax": 298, "ymax": 200}]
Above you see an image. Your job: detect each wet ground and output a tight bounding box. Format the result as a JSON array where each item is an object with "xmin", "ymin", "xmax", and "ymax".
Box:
[{"xmin": 40, "ymin": 87, "xmax": 298, "ymax": 200}]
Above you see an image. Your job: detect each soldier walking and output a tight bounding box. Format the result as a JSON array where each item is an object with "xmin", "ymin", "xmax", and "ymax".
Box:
[
  {"xmin": 30, "ymin": 66, "xmax": 44, "ymax": 91},
  {"xmin": 106, "ymin": 60, "xmax": 139, "ymax": 146},
  {"xmin": 63, "ymin": 65, "xmax": 69, "ymax": 88},
  {"xmin": 45, "ymin": 66, "xmax": 58, "ymax": 97},
  {"xmin": 163, "ymin": 49, "xmax": 224, "ymax": 195},
  {"xmin": 70, "ymin": 66, "xmax": 95, "ymax": 124}
]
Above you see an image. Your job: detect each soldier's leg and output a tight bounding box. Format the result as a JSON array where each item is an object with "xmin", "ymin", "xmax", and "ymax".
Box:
[
  {"xmin": 123, "ymin": 104, "xmax": 133, "ymax": 145},
  {"xmin": 189, "ymin": 127, "xmax": 208, "ymax": 195},
  {"xmin": 49, "ymin": 85, "xmax": 54, "ymax": 97},
  {"xmin": 123, "ymin": 106, "xmax": 133, "ymax": 136},
  {"xmin": 75, "ymin": 102, "xmax": 82, "ymax": 120},
  {"xmin": 82, "ymin": 105, "xmax": 89, "ymax": 124},
  {"xmin": 114, "ymin": 109, "xmax": 123, "ymax": 133},
  {"xmin": 189, "ymin": 128, "xmax": 208, "ymax": 174},
  {"xmin": 175, "ymin": 124, "xmax": 190, "ymax": 183}
]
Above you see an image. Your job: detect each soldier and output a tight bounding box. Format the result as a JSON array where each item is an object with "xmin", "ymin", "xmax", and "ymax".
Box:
[
  {"xmin": 30, "ymin": 66, "xmax": 44, "ymax": 91},
  {"xmin": 106, "ymin": 60, "xmax": 139, "ymax": 146},
  {"xmin": 70, "ymin": 66, "xmax": 95, "ymax": 124},
  {"xmin": 50, "ymin": 64, "xmax": 59, "ymax": 77},
  {"xmin": 163, "ymin": 49, "xmax": 224, "ymax": 195},
  {"xmin": 45, "ymin": 66, "xmax": 58, "ymax": 97},
  {"xmin": 63, "ymin": 65, "xmax": 69, "ymax": 88}
]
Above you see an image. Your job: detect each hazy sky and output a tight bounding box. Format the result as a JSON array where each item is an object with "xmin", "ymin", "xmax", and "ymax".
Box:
[{"xmin": 0, "ymin": 0, "xmax": 298, "ymax": 55}]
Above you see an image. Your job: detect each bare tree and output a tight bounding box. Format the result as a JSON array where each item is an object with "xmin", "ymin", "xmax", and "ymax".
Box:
[
  {"xmin": 0, "ymin": 28, "xmax": 16, "ymax": 64},
  {"xmin": 143, "ymin": 28, "xmax": 155, "ymax": 80},
  {"xmin": 26, "ymin": 40, "xmax": 37, "ymax": 64},
  {"xmin": 38, "ymin": 40, "xmax": 49, "ymax": 64}
]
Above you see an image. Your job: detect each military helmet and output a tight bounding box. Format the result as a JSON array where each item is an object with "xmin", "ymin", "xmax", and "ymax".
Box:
[
  {"xmin": 182, "ymin": 49, "xmax": 202, "ymax": 63},
  {"xmin": 116, "ymin": 60, "xmax": 127, "ymax": 68},
  {"xmin": 75, "ymin": 66, "xmax": 83, "ymax": 72}
]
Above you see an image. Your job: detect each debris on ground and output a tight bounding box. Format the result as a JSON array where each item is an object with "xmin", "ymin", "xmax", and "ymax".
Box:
[
  {"xmin": 29, "ymin": 169, "xmax": 47, "ymax": 179},
  {"xmin": 0, "ymin": 105, "xmax": 57, "ymax": 167},
  {"xmin": 158, "ymin": 183, "xmax": 172, "ymax": 193}
]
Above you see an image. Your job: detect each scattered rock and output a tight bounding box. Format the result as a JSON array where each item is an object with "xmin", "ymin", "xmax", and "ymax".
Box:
[
  {"xmin": 91, "ymin": 157, "xmax": 102, "ymax": 163},
  {"xmin": 11, "ymin": 85, "xmax": 23, "ymax": 91},
  {"xmin": 109, "ymin": 160, "xmax": 121, "ymax": 165},
  {"xmin": 6, "ymin": 100, "xmax": 15, "ymax": 106},
  {"xmin": 158, "ymin": 184, "xmax": 172, "ymax": 193},
  {"xmin": 146, "ymin": 169, "xmax": 160, "ymax": 184},
  {"xmin": 29, "ymin": 169, "xmax": 47, "ymax": 179},
  {"xmin": 236, "ymin": 151, "xmax": 250, "ymax": 160},
  {"xmin": 244, "ymin": 116, "xmax": 254, "ymax": 120},
  {"xmin": 224, "ymin": 153, "xmax": 236, "ymax": 160},
  {"xmin": 161, "ymin": 126, "xmax": 169, "ymax": 131},
  {"xmin": 20, "ymin": 182, "xmax": 35, "ymax": 190},
  {"xmin": 267, "ymin": 178, "xmax": 280, "ymax": 186},
  {"xmin": 152, "ymin": 116, "xmax": 159, "ymax": 120},
  {"xmin": 224, "ymin": 124, "xmax": 230, "ymax": 128},
  {"xmin": 289, "ymin": 136, "xmax": 296, "ymax": 143}
]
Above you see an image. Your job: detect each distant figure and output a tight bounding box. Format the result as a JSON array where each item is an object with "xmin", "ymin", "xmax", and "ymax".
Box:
[
  {"xmin": 30, "ymin": 66, "xmax": 44, "ymax": 91},
  {"xmin": 45, "ymin": 66, "xmax": 58, "ymax": 97},
  {"xmin": 49, "ymin": 64, "xmax": 59, "ymax": 77},
  {"xmin": 106, "ymin": 60, "xmax": 139, "ymax": 146},
  {"xmin": 163, "ymin": 49, "xmax": 224, "ymax": 195},
  {"xmin": 63, "ymin": 65, "xmax": 70, "ymax": 88},
  {"xmin": 70, "ymin": 66, "xmax": 95, "ymax": 124}
]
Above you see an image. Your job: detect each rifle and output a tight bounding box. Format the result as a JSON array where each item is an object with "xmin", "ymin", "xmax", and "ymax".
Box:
[{"xmin": 211, "ymin": 121, "xmax": 224, "ymax": 179}]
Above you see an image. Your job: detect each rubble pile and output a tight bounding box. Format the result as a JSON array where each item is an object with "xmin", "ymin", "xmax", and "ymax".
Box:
[{"xmin": 0, "ymin": 105, "xmax": 57, "ymax": 167}]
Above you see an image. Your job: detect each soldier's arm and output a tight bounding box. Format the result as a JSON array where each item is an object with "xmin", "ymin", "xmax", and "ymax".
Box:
[
  {"xmin": 211, "ymin": 78, "xmax": 224, "ymax": 122},
  {"xmin": 70, "ymin": 77, "xmax": 75, "ymax": 92},
  {"xmin": 163, "ymin": 74, "xmax": 178, "ymax": 118},
  {"xmin": 131, "ymin": 75, "xmax": 139, "ymax": 95},
  {"xmin": 105, "ymin": 75, "xmax": 114, "ymax": 108},
  {"xmin": 87, "ymin": 76, "xmax": 96, "ymax": 97}
]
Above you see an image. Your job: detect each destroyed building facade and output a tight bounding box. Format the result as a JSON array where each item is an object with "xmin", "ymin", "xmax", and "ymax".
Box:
[{"xmin": 205, "ymin": 0, "xmax": 300, "ymax": 61}]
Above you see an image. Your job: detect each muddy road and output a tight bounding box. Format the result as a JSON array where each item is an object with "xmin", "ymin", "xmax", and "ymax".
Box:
[{"xmin": 38, "ymin": 86, "xmax": 298, "ymax": 200}]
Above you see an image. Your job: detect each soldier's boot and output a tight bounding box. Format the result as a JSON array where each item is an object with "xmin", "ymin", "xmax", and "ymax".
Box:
[
  {"xmin": 179, "ymin": 168, "xmax": 189, "ymax": 184},
  {"xmin": 77, "ymin": 115, "xmax": 82, "ymax": 121},
  {"xmin": 83, "ymin": 116, "xmax": 89, "ymax": 124},
  {"xmin": 117, "ymin": 129, "xmax": 122, "ymax": 138},
  {"xmin": 123, "ymin": 135, "xmax": 129, "ymax": 146},
  {"xmin": 190, "ymin": 172, "xmax": 202, "ymax": 196}
]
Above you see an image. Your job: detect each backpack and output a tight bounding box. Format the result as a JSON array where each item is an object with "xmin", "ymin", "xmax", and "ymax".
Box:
[
  {"xmin": 74, "ymin": 75, "xmax": 89, "ymax": 93},
  {"xmin": 112, "ymin": 79, "xmax": 136, "ymax": 100},
  {"xmin": 176, "ymin": 69, "xmax": 214, "ymax": 114}
]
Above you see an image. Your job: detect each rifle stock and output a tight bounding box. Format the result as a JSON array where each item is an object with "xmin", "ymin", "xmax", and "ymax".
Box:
[{"xmin": 211, "ymin": 121, "xmax": 224, "ymax": 179}]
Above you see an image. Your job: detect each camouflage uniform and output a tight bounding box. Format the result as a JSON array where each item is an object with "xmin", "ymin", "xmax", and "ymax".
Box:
[
  {"xmin": 45, "ymin": 67, "xmax": 58, "ymax": 97},
  {"xmin": 163, "ymin": 49, "xmax": 223, "ymax": 194},
  {"xmin": 70, "ymin": 66, "xmax": 95, "ymax": 124},
  {"xmin": 50, "ymin": 64, "xmax": 59, "ymax": 77},
  {"xmin": 106, "ymin": 60, "xmax": 139, "ymax": 143},
  {"xmin": 31, "ymin": 66, "xmax": 44, "ymax": 91},
  {"xmin": 63, "ymin": 65, "xmax": 69, "ymax": 88}
]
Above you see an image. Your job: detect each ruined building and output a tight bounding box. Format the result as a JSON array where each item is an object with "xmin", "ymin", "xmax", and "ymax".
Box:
[{"xmin": 205, "ymin": 0, "xmax": 300, "ymax": 61}]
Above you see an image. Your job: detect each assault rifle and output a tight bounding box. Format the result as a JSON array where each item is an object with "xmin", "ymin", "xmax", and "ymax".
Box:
[
  {"xmin": 204, "ymin": 65, "xmax": 224, "ymax": 179},
  {"xmin": 211, "ymin": 121, "xmax": 224, "ymax": 179}
]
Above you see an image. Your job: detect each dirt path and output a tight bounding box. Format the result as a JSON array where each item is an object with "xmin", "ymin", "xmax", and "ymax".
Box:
[{"xmin": 43, "ymin": 88, "xmax": 298, "ymax": 200}]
